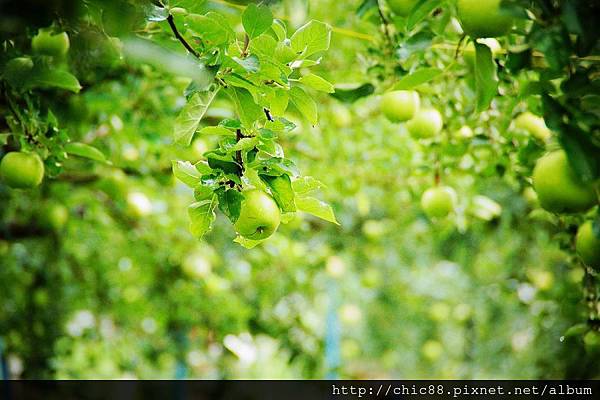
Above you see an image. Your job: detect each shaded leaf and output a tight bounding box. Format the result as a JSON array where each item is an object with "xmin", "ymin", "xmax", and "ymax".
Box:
[{"xmin": 174, "ymin": 88, "xmax": 220, "ymax": 145}]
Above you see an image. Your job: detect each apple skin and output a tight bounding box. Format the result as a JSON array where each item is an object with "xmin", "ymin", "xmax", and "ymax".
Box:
[
  {"xmin": 387, "ymin": 0, "xmax": 419, "ymax": 16},
  {"xmin": 406, "ymin": 108, "xmax": 443, "ymax": 139},
  {"xmin": 514, "ymin": 112, "xmax": 551, "ymax": 141},
  {"xmin": 532, "ymin": 150, "xmax": 597, "ymax": 213},
  {"xmin": 0, "ymin": 152, "xmax": 44, "ymax": 189},
  {"xmin": 40, "ymin": 203, "xmax": 69, "ymax": 231},
  {"xmin": 381, "ymin": 90, "xmax": 420, "ymax": 123},
  {"xmin": 32, "ymin": 29, "xmax": 70, "ymax": 57},
  {"xmin": 3, "ymin": 57, "xmax": 34, "ymax": 85},
  {"xmin": 576, "ymin": 221, "xmax": 600, "ymax": 269},
  {"xmin": 234, "ymin": 189, "xmax": 281, "ymax": 240},
  {"xmin": 421, "ymin": 186, "xmax": 456, "ymax": 218},
  {"xmin": 457, "ymin": 0, "xmax": 514, "ymax": 38}
]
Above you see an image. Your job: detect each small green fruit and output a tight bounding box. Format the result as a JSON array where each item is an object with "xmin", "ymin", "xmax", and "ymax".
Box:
[
  {"xmin": 0, "ymin": 152, "xmax": 45, "ymax": 189},
  {"xmin": 40, "ymin": 203, "xmax": 69, "ymax": 231},
  {"xmin": 514, "ymin": 112, "xmax": 551, "ymax": 141},
  {"xmin": 32, "ymin": 29, "xmax": 70, "ymax": 57},
  {"xmin": 457, "ymin": 0, "xmax": 514, "ymax": 38},
  {"xmin": 532, "ymin": 150, "xmax": 596, "ymax": 213},
  {"xmin": 3, "ymin": 57, "xmax": 34, "ymax": 85},
  {"xmin": 387, "ymin": 0, "xmax": 419, "ymax": 16},
  {"xmin": 234, "ymin": 189, "xmax": 281, "ymax": 240},
  {"xmin": 576, "ymin": 221, "xmax": 600, "ymax": 269},
  {"xmin": 421, "ymin": 186, "xmax": 456, "ymax": 218},
  {"xmin": 380, "ymin": 90, "xmax": 420, "ymax": 123},
  {"xmin": 407, "ymin": 108, "xmax": 443, "ymax": 139}
]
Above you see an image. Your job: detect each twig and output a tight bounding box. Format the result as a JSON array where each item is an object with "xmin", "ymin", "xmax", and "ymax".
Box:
[
  {"xmin": 235, "ymin": 129, "xmax": 245, "ymax": 174},
  {"xmin": 376, "ymin": 0, "xmax": 394, "ymax": 49},
  {"xmin": 166, "ymin": 14, "xmax": 200, "ymax": 58},
  {"xmin": 263, "ymin": 108, "xmax": 274, "ymax": 121}
]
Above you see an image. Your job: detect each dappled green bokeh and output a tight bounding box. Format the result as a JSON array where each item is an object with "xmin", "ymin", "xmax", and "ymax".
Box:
[{"xmin": 1, "ymin": 0, "xmax": 599, "ymax": 379}]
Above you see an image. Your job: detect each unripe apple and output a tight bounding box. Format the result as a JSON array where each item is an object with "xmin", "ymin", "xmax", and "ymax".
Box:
[
  {"xmin": 32, "ymin": 29, "xmax": 70, "ymax": 57},
  {"xmin": 584, "ymin": 330, "xmax": 600, "ymax": 354},
  {"xmin": 126, "ymin": 191, "xmax": 153, "ymax": 218},
  {"xmin": 455, "ymin": 125, "xmax": 474, "ymax": 139},
  {"xmin": 0, "ymin": 152, "xmax": 44, "ymax": 189},
  {"xmin": 576, "ymin": 221, "xmax": 600, "ymax": 269},
  {"xmin": 331, "ymin": 103, "xmax": 352, "ymax": 128},
  {"xmin": 421, "ymin": 340, "xmax": 443, "ymax": 361},
  {"xmin": 40, "ymin": 203, "xmax": 69, "ymax": 231},
  {"xmin": 457, "ymin": 0, "xmax": 514, "ymax": 38},
  {"xmin": 3, "ymin": 57, "xmax": 34, "ymax": 86},
  {"xmin": 532, "ymin": 150, "xmax": 596, "ymax": 213},
  {"xmin": 380, "ymin": 90, "xmax": 420, "ymax": 123},
  {"xmin": 387, "ymin": 0, "xmax": 419, "ymax": 16},
  {"xmin": 421, "ymin": 186, "xmax": 456, "ymax": 219},
  {"xmin": 234, "ymin": 189, "xmax": 281, "ymax": 240},
  {"xmin": 514, "ymin": 112, "xmax": 551, "ymax": 141},
  {"xmin": 407, "ymin": 108, "xmax": 443, "ymax": 139}
]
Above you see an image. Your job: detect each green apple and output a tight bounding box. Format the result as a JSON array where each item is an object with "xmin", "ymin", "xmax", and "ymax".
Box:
[
  {"xmin": 331, "ymin": 103, "xmax": 352, "ymax": 128},
  {"xmin": 40, "ymin": 203, "xmax": 69, "ymax": 231},
  {"xmin": 32, "ymin": 29, "xmax": 70, "ymax": 57},
  {"xmin": 421, "ymin": 186, "xmax": 456, "ymax": 218},
  {"xmin": 455, "ymin": 125, "xmax": 474, "ymax": 139},
  {"xmin": 380, "ymin": 90, "xmax": 420, "ymax": 123},
  {"xmin": 387, "ymin": 0, "xmax": 419, "ymax": 16},
  {"xmin": 234, "ymin": 189, "xmax": 281, "ymax": 240},
  {"xmin": 126, "ymin": 191, "xmax": 153, "ymax": 218},
  {"xmin": 421, "ymin": 340, "xmax": 443, "ymax": 361},
  {"xmin": 532, "ymin": 150, "xmax": 597, "ymax": 213},
  {"xmin": 514, "ymin": 112, "xmax": 551, "ymax": 141},
  {"xmin": 3, "ymin": 57, "xmax": 34, "ymax": 86},
  {"xmin": 0, "ymin": 151, "xmax": 45, "ymax": 189},
  {"xmin": 584, "ymin": 331, "xmax": 600, "ymax": 353},
  {"xmin": 407, "ymin": 108, "xmax": 443, "ymax": 139},
  {"xmin": 457, "ymin": 0, "xmax": 514, "ymax": 38},
  {"xmin": 576, "ymin": 221, "xmax": 600, "ymax": 269}
]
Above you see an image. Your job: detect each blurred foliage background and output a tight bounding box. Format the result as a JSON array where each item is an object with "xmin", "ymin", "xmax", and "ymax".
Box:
[{"xmin": 1, "ymin": 0, "xmax": 599, "ymax": 379}]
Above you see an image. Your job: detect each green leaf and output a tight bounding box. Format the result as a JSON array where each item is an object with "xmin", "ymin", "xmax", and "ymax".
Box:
[
  {"xmin": 198, "ymin": 126, "xmax": 235, "ymax": 136},
  {"xmin": 299, "ymin": 73, "xmax": 335, "ymax": 93},
  {"xmin": 474, "ymin": 43, "xmax": 498, "ymax": 112},
  {"xmin": 292, "ymin": 176, "xmax": 326, "ymax": 196},
  {"xmin": 174, "ymin": 88, "xmax": 220, "ymax": 146},
  {"xmin": 227, "ymin": 87, "xmax": 264, "ymax": 129},
  {"xmin": 242, "ymin": 3, "xmax": 273, "ymax": 39},
  {"xmin": 230, "ymin": 137, "xmax": 258, "ymax": 152},
  {"xmin": 392, "ymin": 68, "xmax": 442, "ymax": 90},
  {"xmin": 188, "ymin": 195, "xmax": 217, "ymax": 239},
  {"xmin": 172, "ymin": 160, "xmax": 201, "ymax": 187},
  {"xmin": 185, "ymin": 12, "xmax": 234, "ymax": 46},
  {"xmin": 216, "ymin": 188, "xmax": 244, "ymax": 223},
  {"xmin": 271, "ymin": 19, "xmax": 287, "ymax": 41},
  {"xmin": 289, "ymin": 86, "xmax": 318, "ymax": 125},
  {"xmin": 295, "ymin": 196, "xmax": 339, "ymax": 225},
  {"xmin": 234, "ymin": 235, "xmax": 264, "ymax": 249},
  {"xmin": 406, "ymin": 0, "xmax": 441, "ymax": 31},
  {"xmin": 123, "ymin": 38, "xmax": 214, "ymax": 85},
  {"xmin": 290, "ymin": 20, "xmax": 332, "ymax": 58},
  {"xmin": 330, "ymin": 83, "xmax": 374, "ymax": 103},
  {"xmin": 64, "ymin": 142, "xmax": 106, "ymax": 162},
  {"xmin": 261, "ymin": 174, "xmax": 296, "ymax": 212},
  {"xmin": 28, "ymin": 69, "xmax": 81, "ymax": 93}
]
